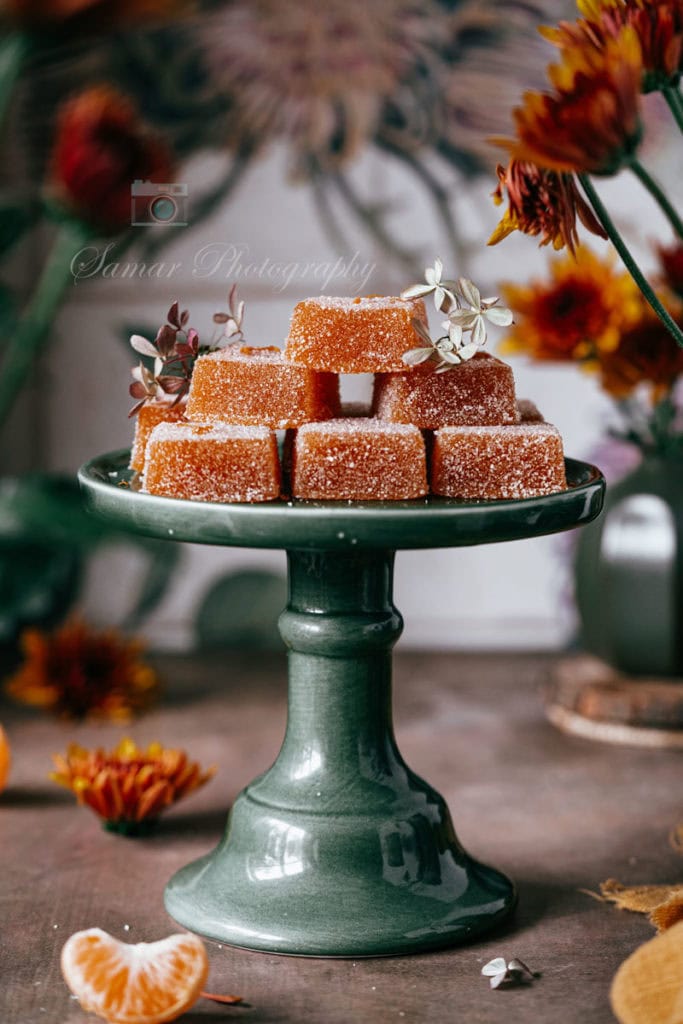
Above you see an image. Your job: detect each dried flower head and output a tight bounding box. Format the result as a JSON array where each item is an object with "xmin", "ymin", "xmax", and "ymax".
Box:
[
  {"xmin": 50, "ymin": 738, "xmax": 216, "ymax": 835},
  {"xmin": 401, "ymin": 262, "xmax": 512, "ymax": 371},
  {"xmin": 489, "ymin": 159, "xmax": 607, "ymax": 254},
  {"xmin": 5, "ymin": 620, "xmax": 159, "ymax": 722},
  {"xmin": 199, "ymin": 0, "xmax": 435, "ymax": 175}
]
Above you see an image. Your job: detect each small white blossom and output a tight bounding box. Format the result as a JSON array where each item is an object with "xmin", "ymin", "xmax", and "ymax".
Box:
[
  {"xmin": 401, "ymin": 257, "xmax": 460, "ymax": 313},
  {"xmin": 448, "ymin": 278, "xmax": 513, "ymax": 348},
  {"xmin": 401, "ymin": 263, "xmax": 514, "ymax": 373}
]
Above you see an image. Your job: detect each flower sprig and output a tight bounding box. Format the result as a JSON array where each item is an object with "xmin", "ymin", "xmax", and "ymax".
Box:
[
  {"xmin": 401, "ymin": 259, "xmax": 513, "ymax": 372},
  {"xmin": 129, "ymin": 301, "xmax": 198, "ymax": 417},
  {"xmin": 128, "ymin": 287, "xmax": 247, "ymax": 417},
  {"xmin": 212, "ymin": 283, "xmax": 246, "ymax": 342}
]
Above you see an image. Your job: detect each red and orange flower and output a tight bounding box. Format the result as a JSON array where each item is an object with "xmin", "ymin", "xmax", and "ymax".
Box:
[
  {"xmin": 545, "ymin": 0, "xmax": 683, "ymax": 93},
  {"xmin": 50, "ymin": 738, "xmax": 216, "ymax": 834},
  {"xmin": 5, "ymin": 619, "xmax": 159, "ymax": 722},
  {"xmin": 490, "ymin": 159, "xmax": 606, "ymax": 254},
  {"xmin": 596, "ymin": 299, "xmax": 683, "ymax": 399},
  {"xmin": 49, "ymin": 85, "xmax": 174, "ymax": 233},
  {"xmin": 500, "ymin": 246, "xmax": 642, "ymax": 360},
  {"xmin": 495, "ymin": 25, "xmax": 643, "ymax": 175}
]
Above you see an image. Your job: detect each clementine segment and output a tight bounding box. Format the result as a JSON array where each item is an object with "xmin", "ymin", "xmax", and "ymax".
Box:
[
  {"xmin": 61, "ymin": 928, "xmax": 208, "ymax": 1024},
  {"xmin": 0, "ymin": 724, "xmax": 10, "ymax": 792}
]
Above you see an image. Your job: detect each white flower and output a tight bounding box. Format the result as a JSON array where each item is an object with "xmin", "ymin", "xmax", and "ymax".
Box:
[
  {"xmin": 481, "ymin": 956, "xmax": 536, "ymax": 990},
  {"xmin": 401, "ymin": 264, "xmax": 514, "ymax": 373},
  {"xmin": 447, "ymin": 278, "xmax": 513, "ymax": 348},
  {"xmin": 401, "ymin": 258, "xmax": 460, "ymax": 313}
]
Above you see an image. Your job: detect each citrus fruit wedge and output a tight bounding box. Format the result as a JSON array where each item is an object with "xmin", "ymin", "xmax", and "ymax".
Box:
[
  {"xmin": 0, "ymin": 724, "xmax": 10, "ymax": 792},
  {"xmin": 611, "ymin": 918, "xmax": 683, "ymax": 1024},
  {"xmin": 61, "ymin": 928, "xmax": 208, "ymax": 1024}
]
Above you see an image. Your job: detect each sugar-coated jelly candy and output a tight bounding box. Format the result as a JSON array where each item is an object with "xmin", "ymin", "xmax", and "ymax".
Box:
[
  {"xmin": 372, "ymin": 353, "xmax": 517, "ymax": 428},
  {"xmin": 285, "ymin": 296, "xmax": 427, "ymax": 373},
  {"xmin": 142, "ymin": 422, "xmax": 281, "ymax": 503},
  {"xmin": 129, "ymin": 402, "xmax": 186, "ymax": 473},
  {"xmin": 431, "ymin": 423, "xmax": 567, "ymax": 500},
  {"xmin": 291, "ymin": 419, "xmax": 427, "ymax": 500},
  {"xmin": 517, "ymin": 398, "xmax": 544, "ymax": 423},
  {"xmin": 186, "ymin": 345, "xmax": 340, "ymax": 428}
]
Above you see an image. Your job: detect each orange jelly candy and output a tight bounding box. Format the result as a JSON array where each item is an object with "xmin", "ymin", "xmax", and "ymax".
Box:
[
  {"xmin": 285, "ymin": 295, "xmax": 428, "ymax": 373},
  {"xmin": 186, "ymin": 345, "xmax": 340, "ymax": 428},
  {"xmin": 372, "ymin": 353, "xmax": 517, "ymax": 428},
  {"xmin": 517, "ymin": 398, "xmax": 544, "ymax": 423},
  {"xmin": 291, "ymin": 420, "xmax": 427, "ymax": 500},
  {"xmin": 431, "ymin": 424, "xmax": 567, "ymax": 500},
  {"xmin": 143, "ymin": 422, "xmax": 281, "ymax": 503},
  {"xmin": 129, "ymin": 402, "xmax": 186, "ymax": 473}
]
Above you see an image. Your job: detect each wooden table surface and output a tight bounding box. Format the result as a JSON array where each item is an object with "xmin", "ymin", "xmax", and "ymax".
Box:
[{"xmin": 2, "ymin": 650, "xmax": 681, "ymax": 1024}]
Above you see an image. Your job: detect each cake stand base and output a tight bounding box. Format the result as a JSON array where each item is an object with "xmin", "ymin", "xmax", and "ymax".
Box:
[
  {"xmin": 165, "ymin": 795, "xmax": 513, "ymax": 957},
  {"xmin": 166, "ymin": 548, "xmax": 514, "ymax": 956}
]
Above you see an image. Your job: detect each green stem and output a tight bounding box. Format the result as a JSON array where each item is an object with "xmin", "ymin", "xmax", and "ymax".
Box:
[
  {"xmin": 0, "ymin": 32, "xmax": 27, "ymax": 133},
  {"xmin": 663, "ymin": 86, "xmax": 683, "ymax": 134},
  {"xmin": 630, "ymin": 158, "xmax": 683, "ymax": 240},
  {"xmin": 578, "ymin": 173, "xmax": 683, "ymax": 350},
  {"xmin": 0, "ymin": 220, "xmax": 92, "ymax": 433}
]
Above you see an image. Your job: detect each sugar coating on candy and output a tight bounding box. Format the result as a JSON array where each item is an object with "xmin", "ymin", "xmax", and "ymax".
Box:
[
  {"xmin": 292, "ymin": 419, "xmax": 427, "ymax": 500},
  {"xmin": 285, "ymin": 295, "xmax": 428, "ymax": 373},
  {"xmin": 431, "ymin": 423, "xmax": 567, "ymax": 500},
  {"xmin": 186, "ymin": 345, "xmax": 340, "ymax": 428},
  {"xmin": 129, "ymin": 402, "xmax": 186, "ymax": 473},
  {"xmin": 372, "ymin": 353, "xmax": 517, "ymax": 428},
  {"xmin": 142, "ymin": 422, "xmax": 281, "ymax": 503},
  {"xmin": 517, "ymin": 398, "xmax": 544, "ymax": 424}
]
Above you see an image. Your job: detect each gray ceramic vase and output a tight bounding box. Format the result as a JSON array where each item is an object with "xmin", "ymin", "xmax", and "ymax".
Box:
[{"xmin": 575, "ymin": 451, "xmax": 683, "ymax": 677}]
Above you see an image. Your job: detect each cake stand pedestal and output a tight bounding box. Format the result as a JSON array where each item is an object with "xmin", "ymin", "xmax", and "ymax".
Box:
[{"xmin": 79, "ymin": 452, "xmax": 604, "ymax": 957}]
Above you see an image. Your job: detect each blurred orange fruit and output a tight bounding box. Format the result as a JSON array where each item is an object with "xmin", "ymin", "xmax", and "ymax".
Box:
[
  {"xmin": 61, "ymin": 928, "xmax": 208, "ymax": 1024},
  {"xmin": 0, "ymin": 725, "xmax": 10, "ymax": 792}
]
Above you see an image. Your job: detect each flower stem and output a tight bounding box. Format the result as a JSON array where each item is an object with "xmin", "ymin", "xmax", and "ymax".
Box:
[
  {"xmin": 578, "ymin": 173, "xmax": 683, "ymax": 350},
  {"xmin": 0, "ymin": 32, "xmax": 27, "ymax": 133},
  {"xmin": 0, "ymin": 220, "xmax": 92, "ymax": 433},
  {"xmin": 630, "ymin": 158, "xmax": 683, "ymax": 240},
  {"xmin": 663, "ymin": 86, "xmax": 683, "ymax": 134}
]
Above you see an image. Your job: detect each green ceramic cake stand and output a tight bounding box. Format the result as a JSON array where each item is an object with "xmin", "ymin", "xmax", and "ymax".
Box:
[{"xmin": 79, "ymin": 451, "xmax": 604, "ymax": 957}]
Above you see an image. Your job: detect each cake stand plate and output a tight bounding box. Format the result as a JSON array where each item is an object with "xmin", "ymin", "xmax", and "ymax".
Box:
[{"xmin": 79, "ymin": 452, "xmax": 604, "ymax": 957}]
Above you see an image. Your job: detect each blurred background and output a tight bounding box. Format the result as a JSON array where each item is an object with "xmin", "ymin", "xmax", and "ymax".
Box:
[{"xmin": 1, "ymin": 0, "xmax": 681, "ymax": 657}]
